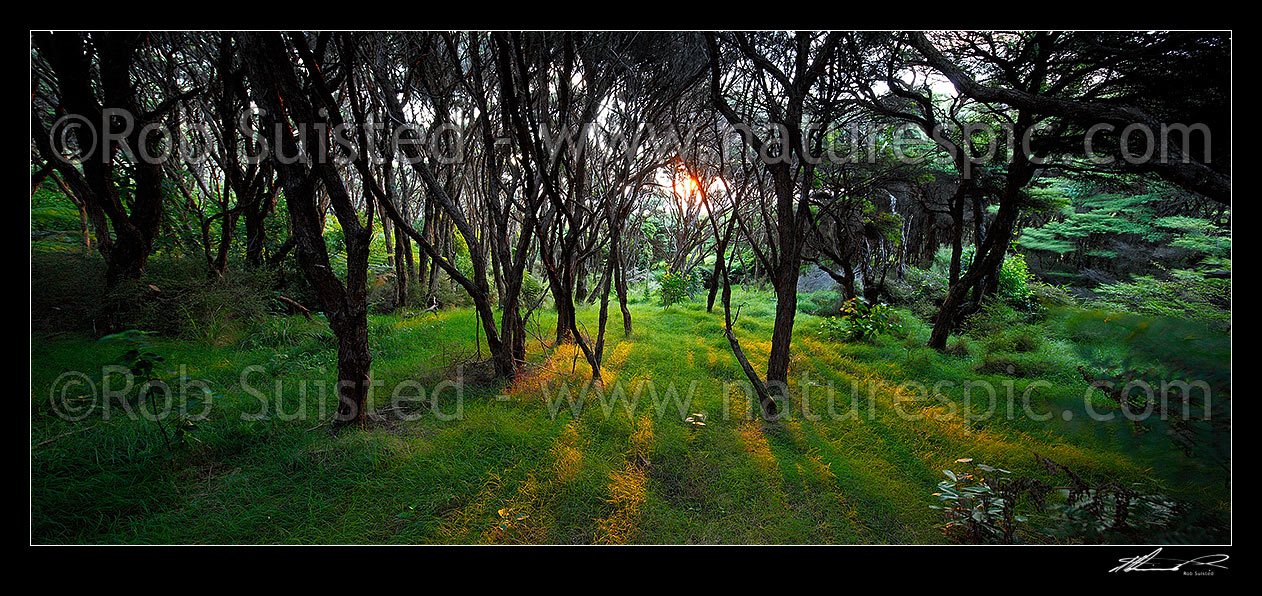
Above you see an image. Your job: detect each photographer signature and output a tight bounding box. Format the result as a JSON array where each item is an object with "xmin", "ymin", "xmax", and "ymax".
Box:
[{"xmin": 1110, "ymin": 548, "xmax": 1229, "ymax": 573}]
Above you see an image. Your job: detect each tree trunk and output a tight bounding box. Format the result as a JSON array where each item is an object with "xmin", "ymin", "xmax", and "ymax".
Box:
[
  {"xmin": 766, "ymin": 273, "xmax": 798, "ymax": 392},
  {"xmin": 575, "ymin": 258, "xmax": 589, "ymax": 303},
  {"xmin": 553, "ymin": 280, "xmax": 576, "ymax": 345},
  {"xmin": 720, "ymin": 250, "xmax": 773, "ymax": 417},
  {"xmin": 948, "ymin": 178, "xmax": 970, "ymax": 287},
  {"xmin": 239, "ymin": 32, "xmax": 374, "ymax": 426},
  {"xmin": 394, "ymin": 224, "xmax": 409, "ymax": 307},
  {"xmin": 928, "ymin": 146, "xmax": 1035, "ymax": 350},
  {"xmin": 243, "ymin": 194, "xmax": 275, "ymax": 269},
  {"xmin": 707, "ymin": 217, "xmax": 736, "ymax": 313},
  {"xmin": 329, "ymin": 297, "xmax": 371, "ymax": 423},
  {"xmin": 706, "ymin": 257, "xmax": 724, "ymax": 312},
  {"xmin": 614, "ymin": 248, "xmax": 632, "ymax": 335}
]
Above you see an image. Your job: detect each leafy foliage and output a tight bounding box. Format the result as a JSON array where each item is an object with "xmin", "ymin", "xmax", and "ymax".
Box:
[
  {"xmin": 98, "ymin": 330, "xmax": 208, "ymax": 454},
  {"xmin": 819, "ymin": 297, "xmax": 900, "ymax": 342},
  {"xmin": 521, "ymin": 271, "xmax": 546, "ymax": 309},
  {"xmin": 1015, "ymin": 177, "xmax": 1230, "ymax": 323},
  {"xmin": 658, "ymin": 269, "xmax": 692, "ymax": 308},
  {"xmin": 960, "ymin": 246, "xmax": 1038, "ymax": 312},
  {"xmin": 996, "ymin": 249, "xmax": 1037, "ymax": 311},
  {"xmin": 884, "ymin": 264, "xmax": 950, "ymax": 321},
  {"xmin": 932, "ymin": 456, "xmax": 1210, "ymax": 544},
  {"xmin": 1091, "ymin": 269, "xmax": 1230, "ymax": 324},
  {"xmin": 31, "ymin": 251, "xmax": 278, "ymax": 343}
]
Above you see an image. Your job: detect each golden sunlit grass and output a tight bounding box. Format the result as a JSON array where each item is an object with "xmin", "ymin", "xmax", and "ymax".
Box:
[
  {"xmin": 595, "ymin": 467, "xmax": 648, "ymax": 544},
  {"xmin": 737, "ymin": 421, "xmax": 782, "ymax": 484},
  {"xmin": 604, "ymin": 341, "xmax": 633, "ymax": 370},
  {"xmin": 594, "ymin": 415, "xmax": 653, "ymax": 544},
  {"xmin": 479, "ymin": 422, "xmax": 587, "ymax": 544},
  {"xmin": 435, "ymin": 465, "xmax": 516, "ymax": 543},
  {"xmin": 550, "ymin": 422, "xmax": 585, "ymax": 483}
]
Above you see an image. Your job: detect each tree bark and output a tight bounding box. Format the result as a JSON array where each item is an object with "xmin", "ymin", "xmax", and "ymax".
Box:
[
  {"xmin": 240, "ymin": 32, "xmax": 373, "ymax": 425},
  {"xmin": 928, "ymin": 143, "xmax": 1036, "ymax": 349}
]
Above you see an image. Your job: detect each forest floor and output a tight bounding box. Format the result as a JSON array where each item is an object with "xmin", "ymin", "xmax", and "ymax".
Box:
[{"xmin": 30, "ymin": 289, "xmax": 1230, "ymax": 544}]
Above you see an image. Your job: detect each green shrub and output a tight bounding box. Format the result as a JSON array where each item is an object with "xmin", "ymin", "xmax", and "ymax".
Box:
[
  {"xmin": 1090, "ymin": 269, "xmax": 1229, "ymax": 324},
  {"xmin": 996, "ymin": 251, "xmax": 1036, "ymax": 310},
  {"xmin": 974, "ymin": 355, "xmax": 1036, "ymax": 377},
  {"xmin": 959, "ymin": 247, "xmax": 1038, "ymax": 311},
  {"xmin": 367, "ymin": 271, "xmax": 399, "ymax": 314},
  {"xmin": 107, "ymin": 262, "xmax": 276, "ymax": 345},
  {"xmin": 1029, "ymin": 280, "xmax": 1076, "ymax": 307},
  {"xmin": 659, "ymin": 269, "xmax": 691, "ymax": 308},
  {"xmin": 963, "ymin": 300, "xmax": 1024, "ymax": 338},
  {"xmin": 932, "ymin": 456, "xmax": 1220, "ymax": 544},
  {"xmin": 1011, "ymin": 333, "xmax": 1039, "ymax": 353},
  {"xmin": 980, "ymin": 324, "xmax": 1042, "ymax": 355},
  {"xmin": 944, "ymin": 338, "xmax": 972, "ymax": 357},
  {"xmin": 886, "ymin": 265, "xmax": 948, "ymax": 321},
  {"xmin": 521, "ymin": 271, "xmax": 546, "ymax": 309},
  {"xmin": 32, "ymin": 253, "xmax": 277, "ymax": 343},
  {"xmin": 819, "ymin": 297, "xmax": 900, "ymax": 343},
  {"xmin": 430, "ymin": 272, "xmax": 473, "ymax": 308}
]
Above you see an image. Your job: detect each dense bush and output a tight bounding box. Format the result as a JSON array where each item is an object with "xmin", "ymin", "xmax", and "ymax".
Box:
[
  {"xmin": 429, "ymin": 272, "xmax": 474, "ymax": 309},
  {"xmin": 1028, "ymin": 279, "xmax": 1076, "ymax": 307},
  {"xmin": 32, "ymin": 252, "xmax": 277, "ymax": 344},
  {"xmin": 658, "ymin": 269, "xmax": 692, "ymax": 308},
  {"xmin": 31, "ymin": 251, "xmax": 108, "ymax": 334},
  {"xmin": 932, "ymin": 456, "xmax": 1225, "ymax": 544},
  {"xmin": 819, "ymin": 297, "xmax": 900, "ymax": 343},
  {"xmin": 367, "ymin": 271, "xmax": 400, "ymax": 314},
  {"xmin": 996, "ymin": 250, "xmax": 1036, "ymax": 310},
  {"xmin": 108, "ymin": 262, "xmax": 277, "ymax": 345},
  {"xmin": 238, "ymin": 315, "xmax": 335, "ymax": 351},
  {"xmin": 944, "ymin": 338, "xmax": 972, "ymax": 357},
  {"xmin": 1018, "ymin": 179, "xmax": 1230, "ymax": 281},
  {"xmin": 697, "ymin": 260, "xmax": 750, "ymax": 291},
  {"xmin": 1090, "ymin": 268, "xmax": 1229, "ymax": 324},
  {"xmin": 974, "ymin": 355, "xmax": 1039, "ymax": 377},
  {"xmin": 958, "ymin": 246, "xmax": 1038, "ymax": 311},
  {"xmin": 962, "ymin": 300, "xmax": 1023, "ymax": 337},
  {"xmin": 885, "ymin": 265, "xmax": 949, "ymax": 321},
  {"xmin": 521, "ymin": 270, "xmax": 546, "ymax": 309}
]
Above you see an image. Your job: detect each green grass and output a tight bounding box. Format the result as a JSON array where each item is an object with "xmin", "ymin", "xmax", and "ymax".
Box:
[{"xmin": 30, "ymin": 289, "xmax": 1230, "ymax": 544}]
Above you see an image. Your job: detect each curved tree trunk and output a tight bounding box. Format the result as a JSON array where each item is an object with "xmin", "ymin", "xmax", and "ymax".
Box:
[{"xmin": 240, "ymin": 32, "xmax": 373, "ymax": 426}]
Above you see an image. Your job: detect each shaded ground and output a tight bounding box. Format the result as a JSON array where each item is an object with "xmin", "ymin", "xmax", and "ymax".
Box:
[{"xmin": 30, "ymin": 290, "xmax": 1229, "ymax": 543}]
